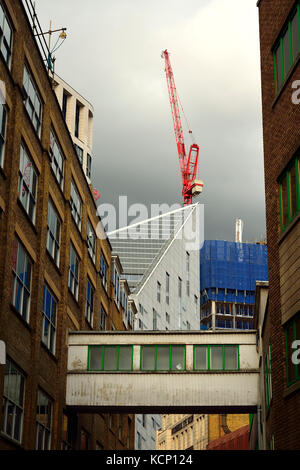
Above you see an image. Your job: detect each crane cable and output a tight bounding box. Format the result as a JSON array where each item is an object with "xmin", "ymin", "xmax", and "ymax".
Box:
[{"xmin": 177, "ymin": 93, "xmax": 197, "ymax": 145}]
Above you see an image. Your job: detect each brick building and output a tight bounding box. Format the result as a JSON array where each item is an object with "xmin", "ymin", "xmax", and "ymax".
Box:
[
  {"xmin": 257, "ymin": 0, "xmax": 300, "ymax": 449},
  {"xmin": 0, "ymin": 0, "xmax": 135, "ymax": 450},
  {"xmin": 206, "ymin": 425, "xmax": 249, "ymax": 451}
]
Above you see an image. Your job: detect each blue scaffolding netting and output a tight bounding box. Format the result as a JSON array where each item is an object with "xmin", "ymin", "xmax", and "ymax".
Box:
[{"xmin": 200, "ymin": 240, "xmax": 268, "ymax": 304}]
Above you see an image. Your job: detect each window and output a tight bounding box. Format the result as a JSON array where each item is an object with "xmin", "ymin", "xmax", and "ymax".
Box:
[
  {"xmin": 74, "ymin": 144, "xmax": 83, "ymax": 165},
  {"xmin": 87, "ymin": 219, "xmax": 96, "ymax": 263},
  {"xmin": 69, "ymin": 244, "xmax": 79, "ymax": 300},
  {"xmin": 42, "ymin": 284, "xmax": 57, "ymax": 354},
  {"xmin": 166, "ymin": 272, "xmax": 169, "ymax": 305},
  {"xmin": 23, "ymin": 64, "xmax": 42, "ymax": 135},
  {"xmin": 100, "ymin": 253, "xmax": 108, "ymax": 290},
  {"xmin": 18, "ymin": 143, "xmax": 38, "ymax": 223},
  {"xmin": 61, "ymin": 413, "xmax": 72, "ymax": 450},
  {"xmin": 0, "ymin": 103, "xmax": 7, "ymax": 167},
  {"xmin": 100, "ymin": 305, "xmax": 107, "ymax": 331},
  {"xmin": 140, "ymin": 345, "xmax": 186, "ymax": 371},
  {"xmin": 35, "ymin": 390, "xmax": 52, "ymax": 450},
  {"xmin": 0, "ymin": 2, "xmax": 12, "ymax": 66},
  {"xmin": 1, "ymin": 358, "xmax": 25, "ymax": 443},
  {"xmin": 88, "ymin": 345, "xmax": 133, "ymax": 371},
  {"xmin": 86, "ymin": 278, "xmax": 94, "ymax": 325},
  {"xmin": 11, "ymin": 238, "xmax": 32, "ymax": 322},
  {"xmin": 153, "ymin": 308, "xmax": 158, "ymax": 330},
  {"xmin": 279, "ymin": 154, "xmax": 300, "ymax": 231},
  {"xmin": 285, "ymin": 313, "xmax": 300, "ymax": 386},
  {"xmin": 193, "ymin": 345, "xmax": 239, "ymax": 371},
  {"xmin": 49, "ymin": 128, "xmax": 64, "ymax": 188},
  {"xmin": 157, "ymin": 281, "xmax": 161, "ymax": 303},
  {"xmin": 62, "ymin": 91, "xmax": 68, "ymax": 121},
  {"xmin": 86, "ymin": 153, "xmax": 92, "ymax": 179},
  {"xmin": 273, "ymin": 5, "xmax": 300, "ymax": 94},
  {"xmin": 70, "ymin": 180, "xmax": 82, "ymax": 230},
  {"xmin": 47, "ymin": 199, "xmax": 61, "ymax": 266},
  {"xmin": 114, "ymin": 267, "xmax": 120, "ymax": 304},
  {"xmin": 265, "ymin": 344, "xmax": 272, "ymax": 410},
  {"xmin": 186, "ymin": 252, "xmax": 190, "ymax": 296},
  {"xmin": 75, "ymin": 101, "xmax": 81, "ymax": 138}
]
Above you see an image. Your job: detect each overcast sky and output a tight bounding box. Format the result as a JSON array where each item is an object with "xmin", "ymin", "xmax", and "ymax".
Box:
[{"xmin": 36, "ymin": 0, "xmax": 266, "ymax": 242}]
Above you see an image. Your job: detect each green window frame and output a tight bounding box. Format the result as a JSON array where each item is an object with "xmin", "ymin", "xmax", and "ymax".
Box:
[
  {"xmin": 279, "ymin": 154, "xmax": 300, "ymax": 232},
  {"xmin": 193, "ymin": 345, "xmax": 240, "ymax": 371},
  {"xmin": 285, "ymin": 313, "xmax": 300, "ymax": 386},
  {"xmin": 273, "ymin": 2, "xmax": 300, "ymax": 95},
  {"xmin": 140, "ymin": 345, "xmax": 186, "ymax": 371},
  {"xmin": 264, "ymin": 344, "xmax": 272, "ymax": 411},
  {"xmin": 88, "ymin": 345, "xmax": 133, "ymax": 371}
]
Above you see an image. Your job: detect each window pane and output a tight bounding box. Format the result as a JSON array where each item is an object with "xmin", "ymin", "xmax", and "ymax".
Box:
[
  {"xmin": 210, "ymin": 346, "xmax": 223, "ymax": 370},
  {"xmin": 194, "ymin": 346, "xmax": 208, "ymax": 370},
  {"xmin": 291, "ymin": 11, "xmax": 299, "ymax": 62},
  {"xmin": 89, "ymin": 347, "xmax": 103, "ymax": 370},
  {"xmin": 224, "ymin": 346, "xmax": 238, "ymax": 370},
  {"xmin": 275, "ymin": 44, "xmax": 283, "ymax": 90},
  {"xmin": 171, "ymin": 346, "xmax": 185, "ymax": 371},
  {"xmin": 118, "ymin": 347, "xmax": 132, "ymax": 371},
  {"xmin": 156, "ymin": 346, "xmax": 169, "ymax": 371},
  {"xmin": 103, "ymin": 347, "xmax": 117, "ymax": 370},
  {"xmin": 283, "ymin": 29, "xmax": 291, "ymax": 77},
  {"xmin": 290, "ymin": 163, "xmax": 297, "ymax": 218},
  {"xmin": 142, "ymin": 347, "xmax": 155, "ymax": 370},
  {"xmin": 281, "ymin": 176, "xmax": 289, "ymax": 228}
]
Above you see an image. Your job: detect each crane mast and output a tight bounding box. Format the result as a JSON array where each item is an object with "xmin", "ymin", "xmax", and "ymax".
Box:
[{"xmin": 162, "ymin": 49, "xmax": 203, "ymax": 206}]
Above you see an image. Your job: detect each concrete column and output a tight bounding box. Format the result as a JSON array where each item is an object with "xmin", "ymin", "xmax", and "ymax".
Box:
[{"xmin": 133, "ymin": 345, "xmax": 141, "ymax": 371}]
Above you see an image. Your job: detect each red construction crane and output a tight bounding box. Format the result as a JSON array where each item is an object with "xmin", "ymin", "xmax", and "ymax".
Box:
[{"xmin": 161, "ymin": 49, "xmax": 203, "ymax": 206}]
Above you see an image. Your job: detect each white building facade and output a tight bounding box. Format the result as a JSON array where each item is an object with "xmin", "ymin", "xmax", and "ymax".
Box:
[{"xmin": 110, "ymin": 204, "xmax": 202, "ymax": 449}]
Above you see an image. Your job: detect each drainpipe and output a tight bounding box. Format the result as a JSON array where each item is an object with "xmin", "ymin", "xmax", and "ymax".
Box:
[{"xmin": 221, "ymin": 414, "xmax": 231, "ymax": 434}]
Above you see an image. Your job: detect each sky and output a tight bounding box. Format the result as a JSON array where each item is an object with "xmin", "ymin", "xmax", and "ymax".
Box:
[{"xmin": 36, "ymin": 0, "xmax": 266, "ymax": 242}]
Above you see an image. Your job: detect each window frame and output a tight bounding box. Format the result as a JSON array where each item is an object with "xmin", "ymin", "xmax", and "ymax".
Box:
[
  {"xmin": 22, "ymin": 63, "xmax": 43, "ymax": 136},
  {"xmin": 46, "ymin": 198, "xmax": 61, "ymax": 267},
  {"xmin": 42, "ymin": 283, "xmax": 57, "ymax": 354},
  {"xmin": 140, "ymin": 345, "xmax": 186, "ymax": 372},
  {"xmin": 35, "ymin": 389, "xmax": 53, "ymax": 450},
  {"xmin": 265, "ymin": 344, "xmax": 273, "ymax": 410},
  {"xmin": 0, "ymin": 103, "xmax": 7, "ymax": 168},
  {"xmin": 193, "ymin": 344, "xmax": 240, "ymax": 371},
  {"xmin": 49, "ymin": 128, "xmax": 65, "ymax": 189},
  {"xmin": 273, "ymin": 3, "xmax": 300, "ymax": 95},
  {"xmin": 87, "ymin": 219, "xmax": 96, "ymax": 264},
  {"xmin": 88, "ymin": 345, "xmax": 133, "ymax": 372},
  {"xmin": 279, "ymin": 154, "xmax": 300, "ymax": 232},
  {"xmin": 85, "ymin": 277, "xmax": 95, "ymax": 326},
  {"xmin": 68, "ymin": 243, "xmax": 80, "ymax": 300},
  {"xmin": 11, "ymin": 237, "xmax": 33, "ymax": 323},
  {"xmin": 18, "ymin": 142, "xmax": 38, "ymax": 224},
  {"xmin": 1, "ymin": 357, "xmax": 25, "ymax": 444},
  {"xmin": 0, "ymin": 1, "xmax": 13, "ymax": 68},
  {"xmin": 70, "ymin": 179, "xmax": 82, "ymax": 230},
  {"xmin": 100, "ymin": 253, "xmax": 108, "ymax": 291}
]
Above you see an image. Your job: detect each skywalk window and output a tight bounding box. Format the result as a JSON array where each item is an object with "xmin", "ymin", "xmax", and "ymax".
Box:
[
  {"xmin": 194, "ymin": 345, "xmax": 239, "ymax": 371},
  {"xmin": 88, "ymin": 345, "xmax": 133, "ymax": 371},
  {"xmin": 141, "ymin": 345, "xmax": 186, "ymax": 371},
  {"xmin": 285, "ymin": 313, "xmax": 300, "ymax": 386}
]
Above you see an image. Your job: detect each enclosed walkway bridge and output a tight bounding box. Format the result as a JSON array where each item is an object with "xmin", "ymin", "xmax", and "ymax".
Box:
[{"xmin": 66, "ymin": 331, "xmax": 259, "ymax": 414}]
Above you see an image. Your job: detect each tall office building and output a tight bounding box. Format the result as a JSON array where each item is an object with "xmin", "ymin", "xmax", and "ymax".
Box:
[{"xmin": 110, "ymin": 203, "xmax": 201, "ymax": 449}]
